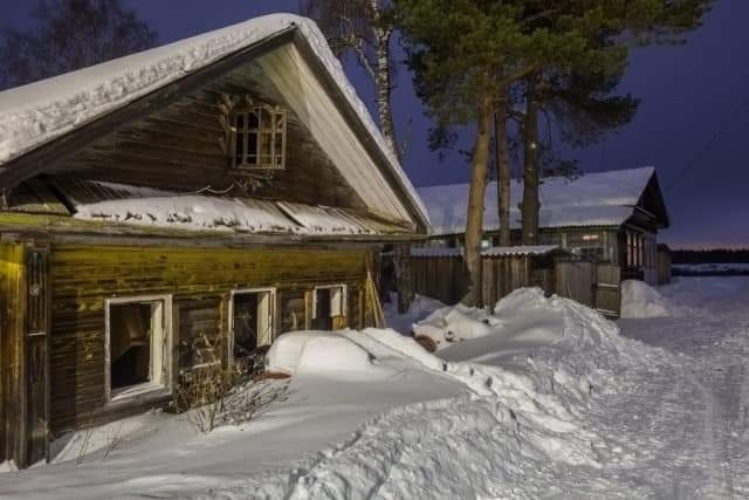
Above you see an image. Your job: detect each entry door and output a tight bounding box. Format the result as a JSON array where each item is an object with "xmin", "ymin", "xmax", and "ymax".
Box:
[{"xmin": 26, "ymin": 248, "xmax": 49, "ymax": 465}]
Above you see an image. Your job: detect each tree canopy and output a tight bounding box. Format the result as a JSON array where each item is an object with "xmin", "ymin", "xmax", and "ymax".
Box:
[{"xmin": 0, "ymin": 0, "xmax": 157, "ymax": 89}]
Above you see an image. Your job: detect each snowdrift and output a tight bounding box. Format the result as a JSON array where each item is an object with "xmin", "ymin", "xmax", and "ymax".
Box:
[
  {"xmin": 412, "ymin": 287, "xmax": 620, "ymax": 355},
  {"xmin": 620, "ymin": 279, "xmax": 674, "ymax": 318}
]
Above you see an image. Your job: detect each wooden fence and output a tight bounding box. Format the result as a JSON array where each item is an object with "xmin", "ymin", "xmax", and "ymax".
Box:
[
  {"xmin": 411, "ymin": 252, "xmax": 556, "ymax": 307},
  {"xmin": 411, "ymin": 253, "xmax": 622, "ymax": 317},
  {"xmin": 555, "ymin": 261, "xmax": 621, "ymax": 317}
]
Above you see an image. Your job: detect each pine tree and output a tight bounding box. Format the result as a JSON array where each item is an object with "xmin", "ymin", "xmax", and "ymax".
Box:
[
  {"xmin": 515, "ymin": 0, "xmax": 713, "ymax": 244},
  {"xmin": 396, "ymin": 1, "xmax": 560, "ymax": 305}
]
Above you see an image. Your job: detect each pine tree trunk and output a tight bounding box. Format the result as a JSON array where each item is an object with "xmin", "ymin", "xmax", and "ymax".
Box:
[
  {"xmin": 394, "ymin": 244, "xmax": 413, "ymax": 314},
  {"xmin": 463, "ymin": 95, "xmax": 493, "ymax": 307},
  {"xmin": 495, "ymin": 96, "xmax": 511, "ymax": 247},
  {"xmin": 521, "ymin": 77, "xmax": 540, "ymax": 245}
]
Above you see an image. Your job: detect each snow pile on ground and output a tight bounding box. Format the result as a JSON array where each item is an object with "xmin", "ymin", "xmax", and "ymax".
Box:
[
  {"xmin": 0, "ymin": 461, "xmax": 18, "ymax": 473},
  {"xmin": 620, "ymin": 279, "xmax": 674, "ymax": 318},
  {"xmin": 266, "ymin": 330, "xmax": 396, "ymax": 380},
  {"xmin": 383, "ymin": 293, "xmax": 446, "ymax": 335},
  {"xmin": 412, "ymin": 303, "xmax": 499, "ymax": 349},
  {"xmin": 412, "ymin": 287, "xmax": 615, "ymax": 354}
]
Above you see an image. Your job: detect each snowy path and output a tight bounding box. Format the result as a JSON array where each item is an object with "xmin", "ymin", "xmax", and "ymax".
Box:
[{"xmin": 613, "ymin": 277, "xmax": 749, "ymax": 499}]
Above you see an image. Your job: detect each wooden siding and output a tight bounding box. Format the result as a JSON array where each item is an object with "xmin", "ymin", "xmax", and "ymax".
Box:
[
  {"xmin": 52, "ymin": 66, "xmax": 368, "ymax": 213},
  {"xmin": 0, "ymin": 243, "xmax": 26, "ymax": 465},
  {"xmin": 48, "ymin": 245, "xmax": 370, "ymax": 435}
]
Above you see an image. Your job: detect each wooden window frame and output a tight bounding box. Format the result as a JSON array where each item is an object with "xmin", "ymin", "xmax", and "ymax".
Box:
[
  {"xmin": 312, "ymin": 284, "xmax": 348, "ymax": 319},
  {"xmin": 227, "ymin": 287, "xmax": 277, "ymax": 366},
  {"xmin": 104, "ymin": 294, "xmax": 173, "ymax": 405},
  {"xmin": 229, "ymin": 103, "xmax": 287, "ymax": 171}
]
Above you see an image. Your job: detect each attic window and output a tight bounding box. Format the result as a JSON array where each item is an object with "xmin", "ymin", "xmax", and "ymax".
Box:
[{"xmin": 230, "ymin": 103, "xmax": 287, "ymax": 170}]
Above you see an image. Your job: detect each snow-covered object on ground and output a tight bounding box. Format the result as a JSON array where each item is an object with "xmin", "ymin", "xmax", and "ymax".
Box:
[
  {"xmin": 412, "ymin": 288, "xmax": 601, "ymax": 353},
  {"xmin": 0, "ymin": 13, "xmax": 429, "ymax": 228},
  {"xmin": 419, "ymin": 166, "xmax": 656, "ymax": 235},
  {"xmin": 620, "ymin": 279, "xmax": 674, "ymax": 318},
  {"xmin": 413, "ymin": 302, "xmax": 502, "ymax": 349},
  {"xmin": 266, "ymin": 331, "xmax": 393, "ymax": 379},
  {"xmin": 382, "ymin": 293, "xmax": 446, "ymax": 335}
]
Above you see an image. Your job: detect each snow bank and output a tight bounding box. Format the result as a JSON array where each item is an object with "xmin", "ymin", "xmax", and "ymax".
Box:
[
  {"xmin": 266, "ymin": 331, "xmax": 395, "ymax": 380},
  {"xmin": 416, "ymin": 287, "xmax": 625, "ymax": 366},
  {"xmin": 412, "ymin": 304, "xmax": 497, "ymax": 349},
  {"xmin": 620, "ymin": 279, "xmax": 672, "ymax": 318},
  {"xmin": 0, "ymin": 461, "xmax": 17, "ymax": 473},
  {"xmin": 383, "ymin": 293, "xmax": 446, "ymax": 335}
]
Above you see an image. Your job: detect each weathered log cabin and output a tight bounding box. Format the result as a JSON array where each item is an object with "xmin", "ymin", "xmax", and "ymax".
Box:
[
  {"xmin": 0, "ymin": 14, "xmax": 430, "ymax": 468},
  {"xmin": 416, "ymin": 167, "xmax": 670, "ymax": 285}
]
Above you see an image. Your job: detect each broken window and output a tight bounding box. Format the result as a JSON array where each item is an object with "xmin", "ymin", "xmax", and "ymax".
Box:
[
  {"xmin": 312, "ymin": 285, "xmax": 347, "ymax": 330},
  {"xmin": 107, "ymin": 297, "xmax": 170, "ymax": 401},
  {"xmin": 279, "ymin": 289, "xmax": 307, "ymax": 334},
  {"xmin": 231, "ymin": 289, "xmax": 275, "ymax": 366}
]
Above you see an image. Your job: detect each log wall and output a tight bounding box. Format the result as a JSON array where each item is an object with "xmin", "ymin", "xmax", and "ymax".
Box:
[{"xmin": 47, "ymin": 244, "xmax": 372, "ymax": 435}]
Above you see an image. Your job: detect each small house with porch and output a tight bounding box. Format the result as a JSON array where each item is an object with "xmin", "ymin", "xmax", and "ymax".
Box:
[
  {"xmin": 0, "ymin": 14, "xmax": 429, "ymax": 468},
  {"xmin": 416, "ymin": 166, "xmax": 670, "ymax": 286}
]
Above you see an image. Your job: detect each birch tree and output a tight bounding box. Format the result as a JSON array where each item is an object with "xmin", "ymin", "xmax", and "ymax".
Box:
[
  {"xmin": 301, "ymin": 0, "xmax": 400, "ymax": 159},
  {"xmin": 0, "ymin": 0, "xmax": 157, "ymax": 89},
  {"xmin": 302, "ymin": 0, "xmax": 421, "ymax": 313}
]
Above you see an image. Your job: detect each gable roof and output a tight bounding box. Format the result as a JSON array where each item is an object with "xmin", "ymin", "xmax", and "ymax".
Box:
[
  {"xmin": 0, "ymin": 13, "xmax": 429, "ymax": 233},
  {"xmin": 418, "ymin": 166, "xmax": 670, "ymax": 236}
]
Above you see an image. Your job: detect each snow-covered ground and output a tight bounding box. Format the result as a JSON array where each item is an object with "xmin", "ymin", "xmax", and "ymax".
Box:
[{"xmin": 2, "ymin": 277, "xmax": 748, "ymax": 499}]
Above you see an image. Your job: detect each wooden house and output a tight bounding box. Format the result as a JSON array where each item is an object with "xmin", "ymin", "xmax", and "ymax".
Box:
[
  {"xmin": 0, "ymin": 14, "xmax": 430, "ymax": 468},
  {"xmin": 416, "ymin": 167, "xmax": 670, "ymax": 286}
]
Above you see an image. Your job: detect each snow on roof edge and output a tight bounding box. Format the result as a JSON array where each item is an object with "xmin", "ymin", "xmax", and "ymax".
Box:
[
  {"xmin": 411, "ymin": 245, "xmax": 561, "ymax": 258},
  {"xmin": 0, "ymin": 13, "xmax": 430, "ymax": 231}
]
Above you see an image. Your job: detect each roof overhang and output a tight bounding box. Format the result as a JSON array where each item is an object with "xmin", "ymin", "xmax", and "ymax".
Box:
[{"xmin": 0, "ymin": 15, "xmax": 430, "ymax": 234}]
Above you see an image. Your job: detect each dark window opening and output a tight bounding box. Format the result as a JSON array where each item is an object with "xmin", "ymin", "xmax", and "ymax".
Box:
[
  {"xmin": 110, "ymin": 302, "xmax": 152, "ymax": 390},
  {"xmin": 313, "ymin": 288, "xmax": 332, "ymax": 330},
  {"xmin": 232, "ymin": 291, "xmax": 274, "ymax": 365}
]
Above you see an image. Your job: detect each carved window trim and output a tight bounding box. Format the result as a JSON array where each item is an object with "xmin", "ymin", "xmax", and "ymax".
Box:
[{"xmin": 229, "ymin": 102, "xmax": 287, "ymax": 171}]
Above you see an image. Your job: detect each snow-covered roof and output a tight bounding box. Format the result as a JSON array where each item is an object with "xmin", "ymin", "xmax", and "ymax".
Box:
[
  {"xmin": 73, "ymin": 194, "xmax": 395, "ymax": 236},
  {"xmin": 0, "ymin": 13, "xmax": 429, "ymax": 232},
  {"xmin": 410, "ymin": 245, "xmax": 561, "ymax": 258},
  {"xmin": 418, "ymin": 167, "xmax": 659, "ymax": 236}
]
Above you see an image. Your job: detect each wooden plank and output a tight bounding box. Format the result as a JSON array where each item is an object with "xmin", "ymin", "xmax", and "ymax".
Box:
[
  {"xmin": 25, "ymin": 247, "xmax": 50, "ymax": 465},
  {"xmin": 0, "ymin": 243, "xmax": 27, "ymax": 466}
]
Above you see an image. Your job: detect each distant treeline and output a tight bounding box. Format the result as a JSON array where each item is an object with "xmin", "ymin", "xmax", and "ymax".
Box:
[{"xmin": 671, "ymin": 249, "xmax": 749, "ymax": 264}]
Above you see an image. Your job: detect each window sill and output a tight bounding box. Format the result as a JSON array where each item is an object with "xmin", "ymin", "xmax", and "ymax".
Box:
[{"xmin": 108, "ymin": 384, "xmax": 171, "ymax": 407}]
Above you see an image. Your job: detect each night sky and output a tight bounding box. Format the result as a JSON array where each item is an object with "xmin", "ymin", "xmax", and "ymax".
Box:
[{"xmin": 2, "ymin": 0, "xmax": 748, "ymax": 248}]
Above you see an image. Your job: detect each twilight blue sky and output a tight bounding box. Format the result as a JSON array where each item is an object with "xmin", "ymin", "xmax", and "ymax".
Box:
[{"xmin": 2, "ymin": 0, "xmax": 748, "ymax": 248}]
